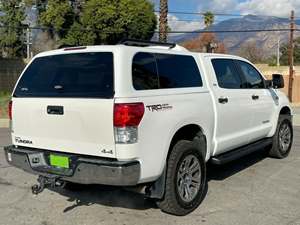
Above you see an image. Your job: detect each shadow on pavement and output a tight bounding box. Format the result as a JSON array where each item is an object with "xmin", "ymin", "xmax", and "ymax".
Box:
[
  {"xmin": 207, "ymin": 150, "xmax": 268, "ymax": 181},
  {"xmin": 50, "ymin": 184, "xmax": 158, "ymax": 212},
  {"xmin": 48, "ymin": 150, "xmax": 269, "ymax": 213}
]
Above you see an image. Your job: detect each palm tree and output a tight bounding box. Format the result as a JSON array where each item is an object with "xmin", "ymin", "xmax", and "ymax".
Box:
[
  {"xmin": 159, "ymin": 0, "xmax": 168, "ymax": 42},
  {"xmin": 203, "ymin": 11, "xmax": 215, "ymax": 53},
  {"xmin": 203, "ymin": 11, "xmax": 214, "ymax": 29}
]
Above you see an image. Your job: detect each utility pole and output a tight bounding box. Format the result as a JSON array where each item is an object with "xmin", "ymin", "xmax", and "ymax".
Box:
[
  {"xmin": 277, "ymin": 36, "xmax": 280, "ymax": 67},
  {"xmin": 25, "ymin": 27, "xmax": 32, "ymax": 60},
  {"xmin": 288, "ymin": 10, "xmax": 295, "ymax": 102},
  {"xmin": 159, "ymin": 0, "xmax": 168, "ymax": 42}
]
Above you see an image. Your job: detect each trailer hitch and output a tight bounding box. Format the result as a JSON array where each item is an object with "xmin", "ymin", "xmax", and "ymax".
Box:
[{"xmin": 31, "ymin": 175, "xmax": 65, "ymax": 195}]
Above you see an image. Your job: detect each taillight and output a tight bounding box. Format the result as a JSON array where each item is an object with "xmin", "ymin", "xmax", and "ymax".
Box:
[
  {"xmin": 114, "ymin": 103, "xmax": 144, "ymax": 127},
  {"xmin": 114, "ymin": 103, "xmax": 144, "ymax": 144},
  {"xmin": 8, "ymin": 101, "xmax": 12, "ymax": 120}
]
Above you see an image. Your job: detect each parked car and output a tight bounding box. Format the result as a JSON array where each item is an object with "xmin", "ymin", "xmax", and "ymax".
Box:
[{"xmin": 4, "ymin": 40, "xmax": 293, "ymax": 216}]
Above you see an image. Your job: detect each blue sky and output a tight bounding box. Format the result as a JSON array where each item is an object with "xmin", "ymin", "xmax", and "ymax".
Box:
[{"xmin": 151, "ymin": 0, "xmax": 300, "ymax": 32}]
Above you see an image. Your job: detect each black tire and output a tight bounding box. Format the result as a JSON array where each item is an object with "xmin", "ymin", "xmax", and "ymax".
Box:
[
  {"xmin": 269, "ymin": 115, "xmax": 293, "ymax": 159},
  {"xmin": 157, "ymin": 140, "xmax": 207, "ymax": 216}
]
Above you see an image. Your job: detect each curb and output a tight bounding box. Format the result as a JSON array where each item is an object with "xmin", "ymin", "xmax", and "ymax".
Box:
[
  {"xmin": 294, "ymin": 114, "xmax": 300, "ymax": 126},
  {"xmin": 0, "ymin": 119, "xmax": 9, "ymax": 128}
]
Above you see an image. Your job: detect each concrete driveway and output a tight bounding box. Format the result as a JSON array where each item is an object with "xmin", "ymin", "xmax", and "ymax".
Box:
[{"xmin": 0, "ymin": 128, "xmax": 299, "ymax": 225}]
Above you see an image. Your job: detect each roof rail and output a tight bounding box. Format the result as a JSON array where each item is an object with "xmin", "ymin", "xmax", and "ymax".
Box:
[
  {"xmin": 119, "ymin": 39, "xmax": 176, "ymax": 49},
  {"xmin": 58, "ymin": 44, "xmax": 76, "ymax": 49}
]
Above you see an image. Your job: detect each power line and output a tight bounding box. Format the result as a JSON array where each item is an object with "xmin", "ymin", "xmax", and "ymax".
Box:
[
  {"xmin": 0, "ymin": 25, "xmax": 299, "ymax": 34},
  {"xmin": 154, "ymin": 10, "xmax": 294, "ymax": 19},
  {"xmin": 155, "ymin": 10, "xmax": 243, "ymax": 17},
  {"xmin": 165, "ymin": 29, "xmax": 295, "ymax": 34}
]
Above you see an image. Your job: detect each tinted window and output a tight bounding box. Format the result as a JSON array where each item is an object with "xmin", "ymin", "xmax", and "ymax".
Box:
[
  {"xmin": 156, "ymin": 54, "xmax": 202, "ymax": 89},
  {"xmin": 14, "ymin": 52, "xmax": 114, "ymax": 98},
  {"xmin": 132, "ymin": 53, "xmax": 159, "ymax": 90},
  {"xmin": 212, "ymin": 59, "xmax": 243, "ymax": 89},
  {"xmin": 237, "ymin": 60, "xmax": 265, "ymax": 89}
]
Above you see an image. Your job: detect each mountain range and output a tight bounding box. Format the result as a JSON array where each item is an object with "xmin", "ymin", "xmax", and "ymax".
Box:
[{"xmin": 170, "ymin": 15, "xmax": 300, "ymax": 57}]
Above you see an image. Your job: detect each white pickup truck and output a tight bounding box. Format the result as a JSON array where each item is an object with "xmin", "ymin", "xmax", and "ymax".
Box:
[{"xmin": 4, "ymin": 40, "xmax": 293, "ymax": 216}]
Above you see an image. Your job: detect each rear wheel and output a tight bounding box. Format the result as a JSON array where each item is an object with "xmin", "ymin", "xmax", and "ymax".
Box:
[
  {"xmin": 157, "ymin": 140, "xmax": 206, "ymax": 216},
  {"xmin": 269, "ymin": 115, "xmax": 293, "ymax": 159}
]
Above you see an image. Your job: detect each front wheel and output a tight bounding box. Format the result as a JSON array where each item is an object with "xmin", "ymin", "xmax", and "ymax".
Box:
[
  {"xmin": 156, "ymin": 140, "xmax": 207, "ymax": 216},
  {"xmin": 269, "ymin": 115, "xmax": 293, "ymax": 159}
]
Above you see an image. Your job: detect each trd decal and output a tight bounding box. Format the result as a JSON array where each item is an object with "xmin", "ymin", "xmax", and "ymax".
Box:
[{"xmin": 146, "ymin": 104, "xmax": 173, "ymax": 112}]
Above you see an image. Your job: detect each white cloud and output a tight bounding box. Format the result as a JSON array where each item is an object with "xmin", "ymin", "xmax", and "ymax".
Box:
[
  {"xmin": 237, "ymin": 0, "xmax": 300, "ymax": 17},
  {"xmin": 197, "ymin": 0, "xmax": 300, "ymax": 18},
  {"xmin": 155, "ymin": 13, "xmax": 204, "ymax": 36},
  {"xmin": 168, "ymin": 14, "xmax": 204, "ymax": 33},
  {"xmin": 197, "ymin": 0, "xmax": 238, "ymax": 13}
]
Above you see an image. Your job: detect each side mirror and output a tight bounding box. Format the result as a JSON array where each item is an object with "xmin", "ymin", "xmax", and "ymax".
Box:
[{"xmin": 272, "ymin": 74, "xmax": 284, "ymax": 89}]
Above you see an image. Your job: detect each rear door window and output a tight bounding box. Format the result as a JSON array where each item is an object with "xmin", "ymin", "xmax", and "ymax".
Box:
[{"xmin": 14, "ymin": 52, "xmax": 114, "ymax": 98}]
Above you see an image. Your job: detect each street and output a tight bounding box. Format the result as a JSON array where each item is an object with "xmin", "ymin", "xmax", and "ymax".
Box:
[{"xmin": 0, "ymin": 127, "xmax": 299, "ymax": 225}]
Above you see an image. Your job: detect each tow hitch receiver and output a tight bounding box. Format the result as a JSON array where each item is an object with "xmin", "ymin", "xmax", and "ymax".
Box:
[{"xmin": 31, "ymin": 175, "xmax": 65, "ymax": 195}]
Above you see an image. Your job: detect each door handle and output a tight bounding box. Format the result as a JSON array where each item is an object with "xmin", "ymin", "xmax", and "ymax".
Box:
[
  {"xmin": 218, "ymin": 97, "xmax": 229, "ymax": 104},
  {"xmin": 252, "ymin": 95, "xmax": 259, "ymax": 100},
  {"xmin": 47, "ymin": 106, "xmax": 64, "ymax": 115}
]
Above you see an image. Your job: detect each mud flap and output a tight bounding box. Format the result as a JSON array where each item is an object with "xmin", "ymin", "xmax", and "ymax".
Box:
[{"xmin": 146, "ymin": 167, "xmax": 166, "ymax": 199}]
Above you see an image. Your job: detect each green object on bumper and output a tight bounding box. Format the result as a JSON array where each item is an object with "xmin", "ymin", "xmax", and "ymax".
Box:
[{"xmin": 50, "ymin": 155, "xmax": 69, "ymax": 168}]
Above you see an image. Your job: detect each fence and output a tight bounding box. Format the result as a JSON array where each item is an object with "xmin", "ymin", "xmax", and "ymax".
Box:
[
  {"xmin": 259, "ymin": 65, "xmax": 300, "ymax": 104},
  {"xmin": 0, "ymin": 59, "xmax": 26, "ymax": 93}
]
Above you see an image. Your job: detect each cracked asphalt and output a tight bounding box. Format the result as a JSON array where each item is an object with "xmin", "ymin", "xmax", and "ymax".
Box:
[{"xmin": 0, "ymin": 127, "xmax": 299, "ymax": 225}]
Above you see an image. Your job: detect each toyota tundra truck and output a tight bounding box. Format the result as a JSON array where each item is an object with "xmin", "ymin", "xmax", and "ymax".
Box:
[{"xmin": 4, "ymin": 39, "xmax": 293, "ymax": 216}]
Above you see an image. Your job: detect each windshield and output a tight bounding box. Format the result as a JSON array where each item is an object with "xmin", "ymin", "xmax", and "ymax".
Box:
[{"xmin": 14, "ymin": 52, "xmax": 114, "ymax": 98}]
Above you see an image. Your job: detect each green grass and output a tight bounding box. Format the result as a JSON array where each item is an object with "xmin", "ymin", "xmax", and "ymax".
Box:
[{"xmin": 0, "ymin": 92, "xmax": 11, "ymax": 119}]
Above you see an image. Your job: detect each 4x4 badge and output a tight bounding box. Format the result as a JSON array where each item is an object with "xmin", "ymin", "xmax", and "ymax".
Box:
[{"xmin": 101, "ymin": 149, "xmax": 113, "ymax": 154}]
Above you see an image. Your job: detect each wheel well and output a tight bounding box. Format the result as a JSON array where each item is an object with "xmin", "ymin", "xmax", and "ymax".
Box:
[
  {"xmin": 168, "ymin": 124, "xmax": 207, "ymax": 157},
  {"xmin": 147, "ymin": 124, "xmax": 206, "ymax": 199},
  {"xmin": 280, "ymin": 106, "xmax": 291, "ymax": 115}
]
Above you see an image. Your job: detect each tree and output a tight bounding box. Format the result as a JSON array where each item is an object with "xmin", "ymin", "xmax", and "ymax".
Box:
[
  {"xmin": 196, "ymin": 11, "xmax": 216, "ymax": 53},
  {"xmin": 237, "ymin": 42, "xmax": 265, "ymax": 63},
  {"xmin": 203, "ymin": 11, "xmax": 214, "ymax": 28},
  {"xmin": 32, "ymin": 31, "xmax": 56, "ymax": 54},
  {"xmin": 182, "ymin": 33, "xmax": 227, "ymax": 54},
  {"xmin": 70, "ymin": 0, "xmax": 85, "ymax": 18},
  {"xmin": 0, "ymin": 0, "xmax": 26, "ymax": 58},
  {"xmin": 62, "ymin": 22, "xmax": 96, "ymax": 46},
  {"xmin": 159, "ymin": 0, "xmax": 168, "ymax": 42},
  {"xmin": 23, "ymin": 0, "xmax": 47, "ymax": 17},
  {"xmin": 39, "ymin": 0, "xmax": 75, "ymax": 39},
  {"xmin": 280, "ymin": 37, "xmax": 300, "ymax": 66},
  {"xmin": 64, "ymin": 0, "xmax": 156, "ymax": 45}
]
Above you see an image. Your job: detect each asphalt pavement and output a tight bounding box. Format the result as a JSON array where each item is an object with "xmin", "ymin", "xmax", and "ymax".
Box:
[{"xmin": 0, "ymin": 127, "xmax": 300, "ymax": 225}]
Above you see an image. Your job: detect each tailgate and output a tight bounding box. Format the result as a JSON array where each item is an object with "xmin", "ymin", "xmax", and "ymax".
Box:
[
  {"xmin": 11, "ymin": 51, "xmax": 116, "ymax": 158},
  {"xmin": 12, "ymin": 98, "xmax": 116, "ymax": 158}
]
